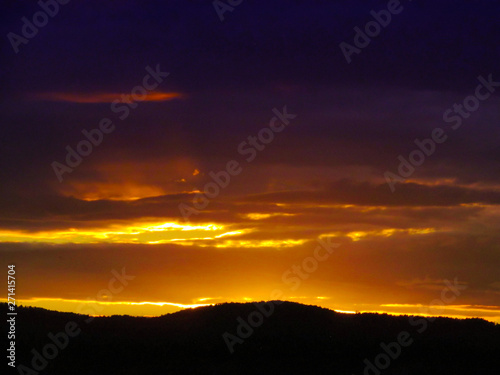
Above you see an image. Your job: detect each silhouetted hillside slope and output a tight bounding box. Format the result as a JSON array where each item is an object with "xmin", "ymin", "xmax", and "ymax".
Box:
[{"xmin": 3, "ymin": 302, "xmax": 500, "ymax": 374}]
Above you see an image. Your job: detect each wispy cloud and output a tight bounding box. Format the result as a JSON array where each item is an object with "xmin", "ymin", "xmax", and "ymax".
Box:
[{"xmin": 29, "ymin": 91, "xmax": 185, "ymax": 103}]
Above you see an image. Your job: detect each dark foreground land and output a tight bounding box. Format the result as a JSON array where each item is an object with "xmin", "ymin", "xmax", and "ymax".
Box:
[{"xmin": 4, "ymin": 301, "xmax": 500, "ymax": 374}]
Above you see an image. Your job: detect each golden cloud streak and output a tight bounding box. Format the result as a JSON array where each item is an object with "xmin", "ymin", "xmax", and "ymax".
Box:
[
  {"xmin": 0, "ymin": 220, "xmax": 242, "ymax": 244},
  {"xmin": 173, "ymin": 238, "xmax": 308, "ymax": 248},
  {"xmin": 320, "ymin": 228, "xmax": 437, "ymax": 242},
  {"xmin": 241, "ymin": 213, "xmax": 297, "ymax": 220}
]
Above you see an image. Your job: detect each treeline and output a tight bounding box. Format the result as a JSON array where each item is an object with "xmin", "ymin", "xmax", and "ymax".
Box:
[{"xmin": 2, "ymin": 302, "xmax": 499, "ymax": 375}]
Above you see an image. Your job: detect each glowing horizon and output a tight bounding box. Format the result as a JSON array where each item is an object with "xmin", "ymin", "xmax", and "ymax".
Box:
[{"xmin": 5, "ymin": 297, "xmax": 499, "ymax": 324}]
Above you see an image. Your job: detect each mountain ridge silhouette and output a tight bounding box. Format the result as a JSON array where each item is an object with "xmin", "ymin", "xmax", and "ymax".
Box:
[{"xmin": 4, "ymin": 301, "xmax": 499, "ymax": 374}]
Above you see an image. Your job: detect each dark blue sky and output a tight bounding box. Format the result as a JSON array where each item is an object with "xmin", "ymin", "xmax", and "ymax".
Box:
[
  {"xmin": 1, "ymin": 0, "xmax": 500, "ymax": 199},
  {"xmin": 2, "ymin": 0, "xmax": 500, "ymax": 94}
]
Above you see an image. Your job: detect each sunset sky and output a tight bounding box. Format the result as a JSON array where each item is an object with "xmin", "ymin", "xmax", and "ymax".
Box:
[{"xmin": 1, "ymin": 0, "xmax": 500, "ymax": 322}]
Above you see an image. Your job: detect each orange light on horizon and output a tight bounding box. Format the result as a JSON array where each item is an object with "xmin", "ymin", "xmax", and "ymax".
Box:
[{"xmin": 5, "ymin": 297, "xmax": 499, "ymax": 323}]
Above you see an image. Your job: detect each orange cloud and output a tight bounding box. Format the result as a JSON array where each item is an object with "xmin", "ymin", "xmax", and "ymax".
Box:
[{"xmin": 29, "ymin": 91, "xmax": 184, "ymax": 103}]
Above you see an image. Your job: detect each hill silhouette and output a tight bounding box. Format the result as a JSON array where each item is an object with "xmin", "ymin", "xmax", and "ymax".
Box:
[{"xmin": 4, "ymin": 301, "xmax": 500, "ymax": 374}]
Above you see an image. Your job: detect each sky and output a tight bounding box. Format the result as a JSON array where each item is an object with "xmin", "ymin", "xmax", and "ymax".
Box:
[{"xmin": 1, "ymin": 0, "xmax": 500, "ymax": 322}]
